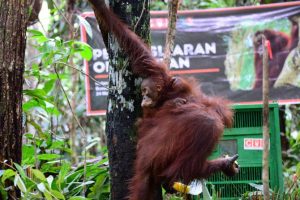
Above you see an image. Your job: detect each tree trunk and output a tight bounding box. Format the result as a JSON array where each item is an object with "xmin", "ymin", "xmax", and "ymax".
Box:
[
  {"xmin": 105, "ymin": 1, "xmax": 150, "ymax": 199},
  {"xmin": 0, "ymin": 0, "xmax": 30, "ymax": 165},
  {"xmin": 0, "ymin": 0, "xmax": 30, "ymax": 197},
  {"xmin": 262, "ymin": 36, "xmax": 270, "ymax": 200}
]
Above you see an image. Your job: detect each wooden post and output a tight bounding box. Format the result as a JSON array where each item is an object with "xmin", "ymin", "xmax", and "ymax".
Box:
[
  {"xmin": 163, "ymin": 0, "xmax": 180, "ymax": 68},
  {"xmin": 262, "ymin": 35, "xmax": 270, "ymax": 200}
]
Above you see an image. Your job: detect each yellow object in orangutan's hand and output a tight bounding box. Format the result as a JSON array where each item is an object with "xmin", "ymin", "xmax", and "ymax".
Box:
[
  {"xmin": 172, "ymin": 180, "xmax": 202, "ymax": 195},
  {"xmin": 173, "ymin": 182, "xmax": 190, "ymax": 194}
]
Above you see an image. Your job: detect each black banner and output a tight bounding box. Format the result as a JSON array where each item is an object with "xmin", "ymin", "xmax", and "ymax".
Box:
[{"xmin": 81, "ymin": 2, "xmax": 300, "ymax": 115}]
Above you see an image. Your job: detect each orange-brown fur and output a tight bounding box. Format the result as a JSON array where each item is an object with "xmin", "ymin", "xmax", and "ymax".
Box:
[{"xmin": 88, "ymin": 1, "xmax": 237, "ymax": 199}]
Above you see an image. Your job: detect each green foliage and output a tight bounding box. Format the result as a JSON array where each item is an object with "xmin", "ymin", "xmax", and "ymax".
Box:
[
  {"xmin": 283, "ymin": 105, "xmax": 300, "ymax": 197},
  {"xmin": 0, "ymin": 18, "xmax": 109, "ymax": 199},
  {"xmin": 0, "ymin": 132, "xmax": 110, "ymax": 199},
  {"xmin": 0, "ymin": 160, "xmax": 109, "ymax": 199},
  {"xmin": 23, "ymin": 29, "xmax": 92, "ymax": 123},
  {"xmin": 27, "ymin": 29, "xmax": 92, "ymax": 64},
  {"xmin": 240, "ymin": 182, "xmax": 300, "ymax": 200},
  {"xmin": 150, "ymin": 1, "xmax": 168, "ymax": 10}
]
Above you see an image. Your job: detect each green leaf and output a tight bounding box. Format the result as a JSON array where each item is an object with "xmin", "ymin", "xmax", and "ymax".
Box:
[
  {"xmin": 55, "ymin": 37, "xmax": 63, "ymax": 48},
  {"xmin": 37, "ymin": 154, "xmax": 60, "ymax": 161},
  {"xmin": 77, "ymin": 15, "xmax": 93, "ymax": 38},
  {"xmin": 14, "ymin": 174, "xmax": 27, "ymax": 193},
  {"xmin": 23, "ymin": 89, "xmax": 47, "ymax": 100},
  {"xmin": 73, "ymin": 181, "xmax": 94, "ymax": 190},
  {"xmin": 45, "ymin": 107, "xmax": 60, "ymax": 116},
  {"xmin": 44, "ymin": 190, "xmax": 53, "ymax": 200},
  {"xmin": 57, "ymin": 162, "xmax": 71, "ymax": 186},
  {"xmin": 29, "ymin": 30, "xmax": 49, "ymax": 43},
  {"xmin": 69, "ymin": 197, "xmax": 88, "ymax": 200},
  {"xmin": 98, "ymin": 157, "xmax": 109, "ymax": 165},
  {"xmin": 48, "ymin": 73, "xmax": 68, "ymax": 80},
  {"xmin": 87, "ymin": 172, "xmax": 109, "ymax": 199},
  {"xmin": 0, "ymin": 185, "xmax": 8, "ymax": 200},
  {"xmin": 33, "ymin": 37, "xmax": 49, "ymax": 44},
  {"xmin": 43, "ymin": 79, "xmax": 56, "ymax": 94},
  {"xmin": 296, "ymin": 163, "xmax": 300, "ymax": 177},
  {"xmin": 14, "ymin": 163, "xmax": 27, "ymax": 179},
  {"xmin": 50, "ymin": 190, "xmax": 65, "ymax": 200},
  {"xmin": 32, "ymin": 169, "xmax": 46, "ymax": 181},
  {"xmin": 28, "ymin": 29, "xmax": 44, "ymax": 37},
  {"xmin": 74, "ymin": 41, "xmax": 93, "ymax": 60},
  {"xmin": 63, "ymin": 147, "xmax": 72, "ymax": 154},
  {"xmin": 31, "ymin": 63, "xmax": 40, "ymax": 77},
  {"xmin": 23, "ymin": 99, "xmax": 39, "ymax": 112},
  {"xmin": 1, "ymin": 169, "xmax": 16, "ymax": 184},
  {"xmin": 28, "ymin": 120, "xmax": 43, "ymax": 135},
  {"xmin": 24, "ymin": 133, "xmax": 34, "ymax": 140},
  {"xmin": 22, "ymin": 145, "xmax": 35, "ymax": 165},
  {"xmin": 49, "ymin": 141, "xmax": 65, "ymax": 150}
]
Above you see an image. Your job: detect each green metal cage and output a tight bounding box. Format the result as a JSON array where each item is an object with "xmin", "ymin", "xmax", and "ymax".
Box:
[{"xmin": 205, "ymin": 103, "xmax": 284, "ymax": 199}]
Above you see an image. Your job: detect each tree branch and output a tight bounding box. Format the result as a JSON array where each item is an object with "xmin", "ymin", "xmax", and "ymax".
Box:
[
  {"xmin": 262, "ymin": 35, "xmax": 270, "ymax": 200},
  {"xmin": 163, "ymin": 0, "xmax": 180, "ymax": 68},
  {"xmin": 134, "ymin": 0, "xmax": 147, "ymax": 32},
  {"xmin": 54, "ymin": 65, "xmax": 87, "ymax": 194}
]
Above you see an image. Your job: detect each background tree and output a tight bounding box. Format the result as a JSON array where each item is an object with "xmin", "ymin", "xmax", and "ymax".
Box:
[
  {"xmin": 0, "ymin": 0, "xmax": 30, "ymax": 166},
  {"xmin": 89, "ymin": 0, "xmax": 150, "ymax": 199},
  {"xmin": 0, "ymin": 0, "xmax": 31, "ymax": 197}
]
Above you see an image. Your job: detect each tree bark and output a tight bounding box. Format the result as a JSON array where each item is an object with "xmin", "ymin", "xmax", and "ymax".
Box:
[
  {"xmin": 105, "ymin": 1, "xmax": 150, "ymax": 200},
  {"xmin": 0, "ymin": 0, "xmax": 30, "ymax": 197},
  {"xmin": 163, "ymin": 0, "xmax": 180, "ymax": 68},
  {"xmin": 262, "ymin": 36, "xmax": 270, "ymax": 200},
  {"xmin": 0, "ymin": 0, "xmax": 30, "ymax": 165}
]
